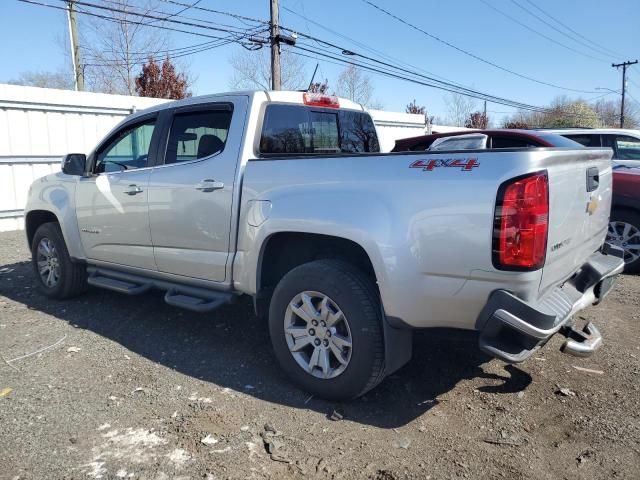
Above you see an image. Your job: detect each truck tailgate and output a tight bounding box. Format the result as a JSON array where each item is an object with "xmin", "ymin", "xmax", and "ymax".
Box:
[{"xmin": 540, "ymin": 148, "xmax": 613, "ymax": 295}]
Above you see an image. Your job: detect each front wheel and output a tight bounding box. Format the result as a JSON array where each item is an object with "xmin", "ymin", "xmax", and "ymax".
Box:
[
  {"xmin": 607, "ymin": 210, "xmax": 640, "ymax": 273},
  {"xmin": 268, "ymin": 260, "xmax": 385, "ymax": 400},
  {"xmin": 31, "ymin": 222, "xmax": 87, "ymax": 299}
]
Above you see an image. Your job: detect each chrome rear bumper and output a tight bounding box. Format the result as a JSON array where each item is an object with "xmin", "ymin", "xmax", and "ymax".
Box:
[{"xmin": 478, "ymin": 244, "xmax": 624, "ymax": 363}]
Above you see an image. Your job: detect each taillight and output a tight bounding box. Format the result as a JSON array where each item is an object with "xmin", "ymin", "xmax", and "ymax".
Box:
[
  {"xmin": 303, "ymin": 92, "xmax": 340, "ymax": 108},
  {"xmin": 493, "ymin": 171, "xmax": 549, "ymax": 270}
]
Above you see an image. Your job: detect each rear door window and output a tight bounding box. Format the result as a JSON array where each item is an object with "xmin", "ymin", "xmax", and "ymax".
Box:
[
  {"xmin": 259, "ymin": 104, "xmax": 379, "ymax": 155},
  {"xmin": 164, "ymin": 109, "xmax": 232, "ymax": 164}
]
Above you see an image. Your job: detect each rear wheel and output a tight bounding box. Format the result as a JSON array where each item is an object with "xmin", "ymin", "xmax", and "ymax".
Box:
[
  {"xmin": 31, "ymin": 222, "xmax": 87, "ymax": 299},
  {"xmin": 607, "ymin": 210, "xmax": 640, "ymax": 273},
  {"xmin": 268, "ymin": 260, "xmax": 385, "ymax": 400}
]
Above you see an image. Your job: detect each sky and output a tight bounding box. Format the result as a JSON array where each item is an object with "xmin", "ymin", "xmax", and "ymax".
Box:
[{"xmin": 1, "ymin": 0, "xmax": 639, "ymax": 123}]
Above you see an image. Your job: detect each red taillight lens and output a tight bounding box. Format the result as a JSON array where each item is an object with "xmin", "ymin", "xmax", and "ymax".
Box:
[
  {"xmin": 303, "ymin": 92, "xmax": 340, "ymax": 108},
  {"xmin": 493, "ymin": 171, "xmax": 549, "ymax": 270}
]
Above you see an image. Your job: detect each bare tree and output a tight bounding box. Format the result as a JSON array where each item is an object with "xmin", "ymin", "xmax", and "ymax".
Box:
[
  {"xmin": 8, "ymin": 70, "xmax": 74, "ymax": 90},
  {"xmin": 80, "ymin": 0, "xmax": 172, "ymax": 95},
  {"xmin": 444, "ymin": 93, "xmax": 477, "ymax": 127},
  {"xmin": 335, "ymin": 64, "xmax": 374, "ymax": 106},
  {"xmin": 229, "ymin": 47, "xmax": 307, "ymax": 91},
  {"xmin": 593, "ymin": 98, "xmax": 640, "ymax": 128}
]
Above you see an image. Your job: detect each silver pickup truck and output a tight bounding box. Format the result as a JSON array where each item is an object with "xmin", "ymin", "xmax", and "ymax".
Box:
[{"xmin": 25, "ymin": 91, "xmax": 624, "ymax": 400}]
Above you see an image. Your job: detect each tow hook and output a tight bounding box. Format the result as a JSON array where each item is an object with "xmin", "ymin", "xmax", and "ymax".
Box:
[{"xmin": 559, "ymin": 322, "xmax": 603, "ymax": 357}]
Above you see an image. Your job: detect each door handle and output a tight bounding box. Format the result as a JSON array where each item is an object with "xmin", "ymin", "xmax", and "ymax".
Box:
[
  {"xmin": 586, "ymin": 167, "xmax": 599, "ymax": 192},
  {"xmin": 123, "ymin": 184, "xmax": 143, "ymax": 195},
  {"xmin": 195, "ymin": 179, "xmax": 224, "ymax": 192}
]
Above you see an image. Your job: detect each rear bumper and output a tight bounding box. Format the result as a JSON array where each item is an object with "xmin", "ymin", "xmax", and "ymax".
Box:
[{"xmin": 478, "ymin": 244, "xmax": 624, "ymax": 363}]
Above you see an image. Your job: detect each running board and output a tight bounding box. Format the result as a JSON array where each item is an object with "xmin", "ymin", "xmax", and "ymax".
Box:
[
  {"xmin": 87, "ymin": 274, "xmax": 151, "ymax": 295},
  {"xmin": 164, "ymin": 289, "xmax": 232, "ymax": 313},
  {"xmin": 86, "ymin": 266, "xmax": 234, "ymax": 313}
]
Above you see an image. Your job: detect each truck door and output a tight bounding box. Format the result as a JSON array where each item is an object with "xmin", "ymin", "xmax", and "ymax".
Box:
[
  {"xmin": 76, "ymin": 114, "xmax": 161, "ymax": 270},
  {"xmin": 147, "ymin": 97, "xmax": 247, "ymax": 283}
]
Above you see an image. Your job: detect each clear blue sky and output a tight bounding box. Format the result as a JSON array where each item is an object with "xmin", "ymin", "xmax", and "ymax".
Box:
[{"xmin": 1, "ymin": 0, "xmax": 639, "ymax": 122}]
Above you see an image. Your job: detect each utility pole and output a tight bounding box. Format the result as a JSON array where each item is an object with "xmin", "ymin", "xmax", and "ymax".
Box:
[
  {"xmin": 612, "ymin": 60, "xmax": 638, "ymax": 128},
  {"xmin": 483, "ymin": 100, "xmax": 487, "ymax": 124},
  {"xmin": 269, "ymin": 0, "xmax": 281, "ymax": 90},
  {"xmin": 67, "ymin": 0, "xmax": 84, "ymax": 91}
]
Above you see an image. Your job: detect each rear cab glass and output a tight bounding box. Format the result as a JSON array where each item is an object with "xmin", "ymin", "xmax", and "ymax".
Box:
[{"xmin": 259, "ymin": 104, "xmax": 380, "ymax": 155}]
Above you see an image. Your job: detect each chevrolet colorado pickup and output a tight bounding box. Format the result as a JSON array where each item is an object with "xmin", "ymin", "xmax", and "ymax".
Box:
[{"xmin": 25, "ymin": 91, "xmax": 624, "ymax": 400}]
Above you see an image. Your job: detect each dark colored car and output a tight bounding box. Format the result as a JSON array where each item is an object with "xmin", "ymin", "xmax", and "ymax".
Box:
[
  {"xmin": 392, "ymin": 129, "xmax": 582, "ymax": 152},
  {"xmin": 608, "ymin": 166, "xmax": 640, "ymax": 272}
]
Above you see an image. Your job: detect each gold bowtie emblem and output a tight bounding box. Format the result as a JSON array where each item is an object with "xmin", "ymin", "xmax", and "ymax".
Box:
[{"xmin": 587, "ymin": 197, "xmax": 599, "ymax": 215}]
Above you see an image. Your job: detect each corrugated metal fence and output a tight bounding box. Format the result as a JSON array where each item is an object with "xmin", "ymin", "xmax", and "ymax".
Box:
[{"xmin": 0, "ymin": 84, "xmax": 165, "ymax": 231}]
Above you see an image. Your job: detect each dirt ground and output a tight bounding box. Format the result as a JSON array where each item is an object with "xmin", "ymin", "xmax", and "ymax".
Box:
[{"xmin": 0, "ymin": 229, "xmax": 638, "ymax": 480}]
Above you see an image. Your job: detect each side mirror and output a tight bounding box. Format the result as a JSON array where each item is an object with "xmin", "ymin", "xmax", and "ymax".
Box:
[{"xmin": 61, "ymin": 153, "xmax": 87, "ymax": 176}]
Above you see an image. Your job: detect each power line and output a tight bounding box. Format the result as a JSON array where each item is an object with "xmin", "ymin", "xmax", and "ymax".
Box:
[
  {"xmin": 157, "ymin": 0, "xmax": 269, "ymax": 27},
  {"xmin": 521, "ymin": 0, "xmax": 628, "ymax": 60},
  {"xmin": 361, "ymin": 0, "xmax": 599, "ymax": 94},
  {"xmin": 479, "ymin": 0, "xmax": 608, "ymax": 62},
  {"xmin": 281, "ymin": 5, "xmax": 472, "ymax": 91},
  {"xmin": 18, "ymin": 0, "xmax": 265, "ymax": 51}
]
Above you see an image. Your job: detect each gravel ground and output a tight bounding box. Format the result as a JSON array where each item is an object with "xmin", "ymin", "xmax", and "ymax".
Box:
[{"xmin": 0, "ymin": 229, "xmax": 638, "ymax": 480}]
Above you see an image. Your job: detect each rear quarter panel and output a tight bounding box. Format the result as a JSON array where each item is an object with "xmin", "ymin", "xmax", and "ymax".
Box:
[{"xmin": 235, "ymin": 149, "xmax": 591, "ymax": 329}]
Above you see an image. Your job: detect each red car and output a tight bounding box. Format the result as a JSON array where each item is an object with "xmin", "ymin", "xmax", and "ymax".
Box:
[
  {"xmin": 392, "ymin": 129, "xmax": 581, "ymax": 151},
  {"xmin": 608, "ymin": 166, "xmax": 640, "ymax": 272}
]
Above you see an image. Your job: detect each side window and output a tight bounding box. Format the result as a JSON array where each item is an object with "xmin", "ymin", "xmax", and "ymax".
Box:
[
  {"xmin": 164, "ymin": 109, "xmax": 233, "ymax": 164},
  {"xmin": 339, "ymin": 110, "xmax": 380, "ymax": 153},
  {"xmin": 96, "ymin": 120, "xmax": 156, "ymax": 173},
  {"xmin": 565, "ymin": 134, "xmax": 601, "ymax": 147},
  {"xmin": 614, "ymin": 135, "xmax": 640, "ymax": 160}
]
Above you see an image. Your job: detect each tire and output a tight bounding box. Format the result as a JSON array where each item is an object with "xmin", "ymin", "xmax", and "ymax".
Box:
[
  {"xmin": 607, "ymin": 210, "xmax": 640, "ymax": 273},
  {"xmin": 31, "ymin": 222, "xmax": 87, "ymax": 299},
  {"xmin": 268, "ymin": 259, "xmax": 385, "ymax": 401}
]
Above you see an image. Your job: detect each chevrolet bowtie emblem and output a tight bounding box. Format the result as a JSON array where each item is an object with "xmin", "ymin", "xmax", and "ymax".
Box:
[{"xmin": 587, "ymin": 197, "xmax": 599, "ymax": 215}]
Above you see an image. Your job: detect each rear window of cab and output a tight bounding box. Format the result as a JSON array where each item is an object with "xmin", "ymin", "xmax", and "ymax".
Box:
[{"xmin": 259, "ymin": 104, "xmax": 380, "ymax": 155}]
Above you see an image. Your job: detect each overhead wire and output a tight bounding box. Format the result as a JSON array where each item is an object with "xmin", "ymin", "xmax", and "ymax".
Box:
[
  {"xmin": 360, "ymin": 0, "xmax": 600, "ymax": 94},
  {"xmin": 479, "ymin": 0, "xmax": 608, "ymax": 62},
  {"xmin": 521, "ymin": 0, "xmax": 628, "ymax": 60}
]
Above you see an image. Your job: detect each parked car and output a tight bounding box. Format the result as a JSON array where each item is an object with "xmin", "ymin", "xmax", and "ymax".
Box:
[
  {"xmin": 25, "ymin": 91, "xmax": 623, "ymax": 400},
  {"xmin": 392, "ymin": 129, "xmax": 582, "ymax": 151},
  {"xmin": 540, "ymin": 128, "xmax": 640, "ymax": 166},
  {"xmin": 608, "ymin": 165, "xmax": 640, "ymax": 271}
]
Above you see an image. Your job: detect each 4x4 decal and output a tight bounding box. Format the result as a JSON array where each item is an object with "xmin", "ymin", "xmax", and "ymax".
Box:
[{"xmin": 410, "ymin": 158, "xmax": 479, "ymax": 172}]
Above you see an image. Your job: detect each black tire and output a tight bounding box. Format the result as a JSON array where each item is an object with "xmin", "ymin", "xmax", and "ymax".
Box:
[
  {"xmin": 268, "ymin": 259, "xmax": 385, "ymax": 401},
  {"xmin": 31, "ymin": 222, "xmax": 87, "ymax": 299},
  {"xmin": 608, "ymin": 210, "xmax": 640, "ymax": 273}
]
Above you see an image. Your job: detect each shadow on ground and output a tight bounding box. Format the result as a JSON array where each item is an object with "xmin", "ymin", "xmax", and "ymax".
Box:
[{"xmin": 0, "ymin": 259, "xmax": 531, "ymax": 428}]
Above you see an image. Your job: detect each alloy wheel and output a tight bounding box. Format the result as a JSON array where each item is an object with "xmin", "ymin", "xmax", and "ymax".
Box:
[{"xmin": 283, "ymin": 291, "xmax": 353, "ymax": 379}]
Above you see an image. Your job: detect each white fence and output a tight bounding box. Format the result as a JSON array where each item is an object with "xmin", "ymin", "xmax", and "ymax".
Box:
[
  {"xmin": 0, "ymin": 84, "xmax": 166, "ymax": 231},
  {"xmin": 0, "ymin": 84, "xmax": 462, "ymax": 232}
]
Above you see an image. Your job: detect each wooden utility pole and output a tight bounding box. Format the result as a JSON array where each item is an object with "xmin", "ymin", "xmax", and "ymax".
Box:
[
  {"xmin": 67, "ymin": 0, "xmax": 84, "ymax": 91},
  {"xmin": 612, "ymin": 60, "xmax": 638, "ymax": 128},
  {"xmin": 270, "ymin": 0, "xmax": 281, "ymax": 90}
]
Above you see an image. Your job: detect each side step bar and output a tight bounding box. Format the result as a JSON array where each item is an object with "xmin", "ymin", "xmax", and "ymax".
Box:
[{"xmin": 86, "ymin": 267, "xmax": 234, "ymax": 313}]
